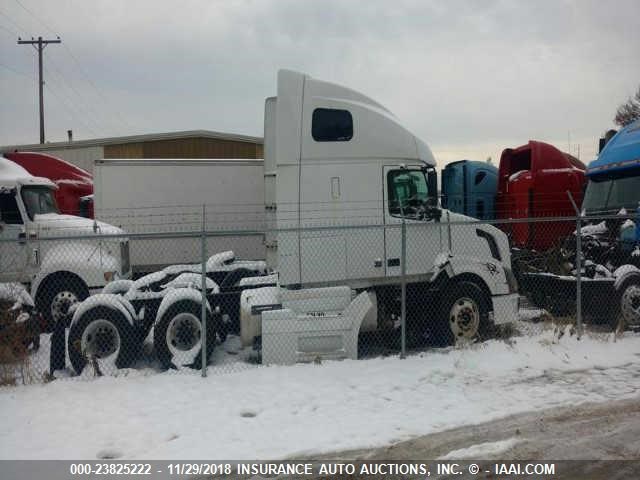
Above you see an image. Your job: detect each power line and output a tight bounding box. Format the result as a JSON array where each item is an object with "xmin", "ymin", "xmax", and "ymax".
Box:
[
  {"xmin": 12, "ymin": 0, "xmax": 135, "ymax": 133},
  {"xmin": 43, "ymin": 64, "xmax": 106, "ymax": 135},
  {"xmin": 0, "ymin": 21, "xmax": 19, "ymax": 38},
  {"xmin": 0, "ymin": 8, "xmax": 28, "ymax": 36},
  {"xmin": 44, "ymin": 53, "xmax": 114, "ymax": 135},
  {"xmin": 44, "ymin": 82, "xmax": 100, "ymax": 137},
  {"xmin": 17, "ymin": 36, "xmax": 61, "ymax": 143},
  {"xmin": 0, "ymin": 61, "xmax": 35, "ymax": 80},
  {"xmin": 13, "ymin": 0, "xmax": 57, "ymax": 36}
]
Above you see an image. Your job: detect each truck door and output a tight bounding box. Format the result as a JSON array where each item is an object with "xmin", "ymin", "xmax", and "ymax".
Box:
[
  {"xmin": 0, "ymin": 189, "xmax": 28, "ymax": 281},
  {"xmin": 383, "ymin": 166, "xmax": 442, "ymax": 277}
]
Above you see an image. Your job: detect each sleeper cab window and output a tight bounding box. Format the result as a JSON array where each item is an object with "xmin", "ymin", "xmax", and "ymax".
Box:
[{"xmin": 312, "ymin": 108, "xmax": 353, "ymax": 142}]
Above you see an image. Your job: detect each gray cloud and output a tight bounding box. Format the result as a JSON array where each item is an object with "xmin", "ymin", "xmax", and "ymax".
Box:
[{"xmin": 1, "ymin": 0, "xmax": 639, "ymax": 166}]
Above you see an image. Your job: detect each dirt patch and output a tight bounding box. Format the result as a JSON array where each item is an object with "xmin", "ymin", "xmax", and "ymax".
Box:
[{"xmin": 301, "ymin": 397, "xmax": 640, "ymax": 479}]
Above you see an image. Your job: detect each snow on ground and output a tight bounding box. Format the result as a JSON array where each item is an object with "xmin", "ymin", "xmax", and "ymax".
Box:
[
  {"xmin": 438, "ymin": 438, "xmax": 520, "ymax": 460},
  {"xmin": 2, "ymin": 329, "xmax": 640, "ymax": 460}
]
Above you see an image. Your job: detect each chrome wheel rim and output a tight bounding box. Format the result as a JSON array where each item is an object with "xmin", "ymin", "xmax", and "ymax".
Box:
[
  {"xmin": 51, "ymin": 290, "xmax": 79, "ymax": 323},
  {"xmin": 621, "ymin": 285, "xmax": 640, "ymax": 327},
  {"xmin": 449, "ymin": 297, "xmax": 480, "ymax": 340},
  {"xmin": 81, "ymin": 319, "xmax": 121, "ymax": 359},
  {"xmin": 166, "ymin": 313, "xmax": 202, "ymax": 355}
]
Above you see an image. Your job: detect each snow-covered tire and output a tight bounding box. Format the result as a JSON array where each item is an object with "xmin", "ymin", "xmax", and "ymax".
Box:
[
  {"xmin": 102, "ymin": 280, "xmax": 134, "ymax": 295},
  {"xmin": 614, "ymin": 278, "xmax": 640, "ymax": 331},
  {"xmin": 153, "ymin": 300, "xmax": 217, "ymax": 370},
  {"xmin": 439, "ymin": 281, "xmax": 491, "ymax": 346},
  {"xmin": 37, "ymin": 275, "xmax": 89, "ymax": 332},
  {"xmin": 68, "ymin": 305, "xmax": 135, "ymax": 374}
]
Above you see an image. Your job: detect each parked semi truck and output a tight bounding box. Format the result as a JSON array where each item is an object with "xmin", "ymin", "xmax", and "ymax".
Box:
[
  {"xmin": 0, "ymin": 157, "xmax": 129, "ymax": 330},
  {"xmin": 441, "ymin": 160, "xmax": 498, "ymax": 220},
  {"xmin": 518, "ymin": 119, "xmax": 640, "ymax": 327},
  {"xmin": 68, "ymin": 69, "xmax": 519, "ymax": 372},
  {"xmin": 93, "ymin": 158, "xmax": 266, "ymax": 276},
  {"xmin": 3, "ymin": 151, "xmax": 94, "ymax": 218},
  {"xmin": 241, "ymin": 69, "xmax": 519, "ymax": 348},
  {"xmin": 496, "ymin": 141, "xmax": 586, "ymax": 251}
]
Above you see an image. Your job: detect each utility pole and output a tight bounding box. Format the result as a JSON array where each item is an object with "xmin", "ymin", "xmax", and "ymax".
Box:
[{"xmin": 18, "ymin": 36, "xmax": 61, "ymax": 144}]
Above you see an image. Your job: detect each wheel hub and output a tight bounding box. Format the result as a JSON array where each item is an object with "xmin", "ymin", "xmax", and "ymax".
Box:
[
  {"xmin": 81, "ymin": 319, "xmax": 120, "ymax": 358},
  {"xmin": 621, "ymin": 285, "xmax": 640, "ymax": 327},
  {"xmin": 167, "ymin": 313, "xmax": 202, "ymax": 352},
  {"xmin": 449, "ymin": 297, "xmax": 480, "ymax": 341},
  {"xmin": 51, "ymin": 291, "xmax": 79, "ymax": 323}
]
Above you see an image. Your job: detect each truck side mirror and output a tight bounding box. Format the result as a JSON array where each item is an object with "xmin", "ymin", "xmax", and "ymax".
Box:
[{"xmin": 423, "ymin": 197, "xmax": 442, "ymax": 221}]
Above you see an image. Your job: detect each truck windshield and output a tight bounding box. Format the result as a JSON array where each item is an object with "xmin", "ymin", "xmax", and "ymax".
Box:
[
  {"xmin": 387, "ymin": 169, "xmax": 430, "ymax": 218},
  {"xmin": 21, "ymin": 186, "xmax": 59, "ymax": 219},
  {"xmin": 583, "ymin": 175, "xmax": 640, "ymax": 214}
]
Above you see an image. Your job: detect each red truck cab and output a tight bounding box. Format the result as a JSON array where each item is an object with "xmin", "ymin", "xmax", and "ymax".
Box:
[
  {"xmin": 3, "ymin": 152, "xmax": 94, "ymax": 218},
  {"xmin": 496, "ymin": 141, "xmax": 585, "ymax": 251}
]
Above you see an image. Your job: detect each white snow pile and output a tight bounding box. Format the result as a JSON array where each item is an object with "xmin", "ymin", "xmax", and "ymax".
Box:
[
  {"xmin": 579, "ymin": 221, "xmax": 607, "ymax": 236},
  {"xmin": 2, "ymin": 330, "xmax": 640, "ymax": 460},
  {"xmin": 438, "ymin": 438, "xmax": 520, "ymax": 460},
  {"xmin": 0, "ymin": 283, "xmax": 34, "ymax": 310}
]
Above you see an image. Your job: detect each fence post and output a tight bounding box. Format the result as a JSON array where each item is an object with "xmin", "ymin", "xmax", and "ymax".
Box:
[
  {"xmin": 201, "ymin": 204, "xmax": 208, "ymax": 377},
  {"xmin": 400, "ymin": 213, "xmax": 407, "ymax": 359},
  {"xmin": 567, "ymin": 192, "xmax": 583, "ymax": 339}
]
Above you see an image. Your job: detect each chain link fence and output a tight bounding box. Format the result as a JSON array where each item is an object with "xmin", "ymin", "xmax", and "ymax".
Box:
[{"xmin": 1, "ymin": 208, "xmax": 637, "ymax": 386}]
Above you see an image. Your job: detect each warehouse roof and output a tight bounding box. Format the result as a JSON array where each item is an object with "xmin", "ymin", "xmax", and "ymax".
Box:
[{"xmin": 0, "ymin": 129, "xmax": 263, "ymax": 152}]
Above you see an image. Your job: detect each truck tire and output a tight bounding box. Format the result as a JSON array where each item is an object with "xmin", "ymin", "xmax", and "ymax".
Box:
[
  {"xmin": 154, "ymin": 300, "xmax": 217, "ymax": 370},
  {"xmin": 38, "ymin": 275, "xmax": 89, "ymax": 332},
  {"xmin": 439, "ymin": 280, "xmax": 491, "ymax": 346},
  {"xmin": 615, "ymin": 278, "xmax": 640, "ymax": 331},
  {"xmin": 68, "ymin": 305, "xmax": 135, "ymax": 374}
]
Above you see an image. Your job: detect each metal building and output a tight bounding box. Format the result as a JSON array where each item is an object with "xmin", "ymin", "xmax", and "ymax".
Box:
[{"xmin": 0, "ymin": 130, "xmax": 263, "ymax": 174}]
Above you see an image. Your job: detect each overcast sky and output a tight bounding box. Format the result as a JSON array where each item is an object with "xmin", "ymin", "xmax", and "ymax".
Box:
[{"xmin": 1, "ymin": 0, "xmax": 638, "ymax": 167}]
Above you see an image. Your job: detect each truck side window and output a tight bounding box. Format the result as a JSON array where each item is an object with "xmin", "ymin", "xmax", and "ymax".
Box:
[
  {"xmin": 387, "ymin": 169, "xmax": 429, "ymax": 217},
  {"xmin": 312, "ymin": 108, "xmax": 353, "ymax": 142},
  {"xmin": 0, "ymin": 193, "xmax": 23, "ymax": 225}
]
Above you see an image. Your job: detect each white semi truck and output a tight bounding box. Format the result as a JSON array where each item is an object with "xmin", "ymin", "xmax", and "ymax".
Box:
[
  {"xmin": 0, "ymin": 158, "xmax": 130, "ymax": 329},
  {"xmin": 242, "ymin": 69, "xmax": 519, "ymax": 347},
  {"xmin": 93, "ymin": 158, "xmax": 266, "ymax": 276},
  {"xmin": 66, "ymin": 70, "xmax": 519, "ymax": 373}
]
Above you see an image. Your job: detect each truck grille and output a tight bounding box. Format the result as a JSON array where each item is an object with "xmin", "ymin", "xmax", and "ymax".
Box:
[{"xmin": 120, "ymin": 241, "xmax": 130, "ymax": 276}]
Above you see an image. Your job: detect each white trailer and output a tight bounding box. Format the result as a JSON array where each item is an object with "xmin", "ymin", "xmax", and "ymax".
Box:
[{"xmin": 93, "ymin": 158, "xmax": 266, "ymax": 275}]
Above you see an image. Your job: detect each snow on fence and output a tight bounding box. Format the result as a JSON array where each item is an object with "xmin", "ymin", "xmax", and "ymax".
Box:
[{"xmin": 0, "ymin": 210, "xmax": 636, "ymax": 385}]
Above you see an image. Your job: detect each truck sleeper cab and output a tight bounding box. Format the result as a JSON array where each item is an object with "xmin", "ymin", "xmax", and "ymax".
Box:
[
  {"xmin": 0, "ymin": 158, "xmax": 130, "ymax": 330},
  {"xmin": 260, "ymin": 70, "xmax": 519, "ymax": 347}
]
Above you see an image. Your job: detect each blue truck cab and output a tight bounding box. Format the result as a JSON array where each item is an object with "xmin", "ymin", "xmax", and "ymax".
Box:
[
  {"xmin": 441, "ymin": 160, "xmax": 498, "ymax": 220},
  {"xmin": 583, "ymin": 119, "xmax": 640, "ymax": 216}
]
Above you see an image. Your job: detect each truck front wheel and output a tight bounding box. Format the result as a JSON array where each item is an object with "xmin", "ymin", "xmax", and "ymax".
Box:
[
  {"xmin": 439, "ymin": 281, "xmax": 491, "ymax": 346},
  {"xmin": 68, "ymin": 305, "xmax": 135, "ymax": 374},
  {"xmin": 154, "ymin": 300, "xmax": 217, "ymax": 370},
  {"xmin": 38, "ymin": 275, "xmax": 89, "ymax": 332}
]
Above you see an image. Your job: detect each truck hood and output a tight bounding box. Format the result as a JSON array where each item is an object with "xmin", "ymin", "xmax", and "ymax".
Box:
[
  {"xmin": 444, "ymin": 210, "xmax": 511, "ymax": 261},
  {"xmin": 33, "ymin": 213, "xmax": 125, "ymax": 237}
]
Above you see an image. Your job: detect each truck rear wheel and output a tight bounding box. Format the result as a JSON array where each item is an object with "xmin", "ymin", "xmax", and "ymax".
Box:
[
  {"xmin": 615, "ymin": 278, "xmax": 640, "ymax": 331},
  {"xmin": 439, "ymin": 281, "xmax": 491, "ymax": 346},
  {"xmin": 38, "ymin": 275, "xmax": 89, "ymax": 332},
  {"xmin": 68, "ymin": 305, "xmax": 135, "ymax": 374},
  {"xmin": 154, "ymin": 300, "xmax": 217, "ymax": 370}
]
